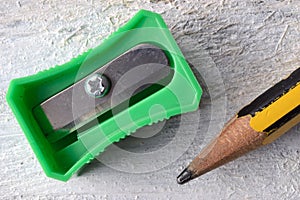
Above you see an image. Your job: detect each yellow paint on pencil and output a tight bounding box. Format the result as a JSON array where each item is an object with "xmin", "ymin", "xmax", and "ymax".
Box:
[
  {"xmin": 262, "ymin": 113, "xmax": 300, "ymax": 144},
  {"xmin": 250, "ymin": 82, "xmax": 300, "ymax": 132}
]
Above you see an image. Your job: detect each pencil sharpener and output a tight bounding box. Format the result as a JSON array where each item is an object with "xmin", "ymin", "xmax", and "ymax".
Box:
[{"xmin": 6, "ymin": 10, "xmax": 202, "ymax": 181}]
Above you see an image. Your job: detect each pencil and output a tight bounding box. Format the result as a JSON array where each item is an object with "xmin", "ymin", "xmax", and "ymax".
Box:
[{"xmin": 177, "ymin": 67, "xmax": 300, "ymax": 184}]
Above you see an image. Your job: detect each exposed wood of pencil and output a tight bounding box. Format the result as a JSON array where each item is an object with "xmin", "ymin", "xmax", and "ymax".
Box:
[{"xmin": 188, "ymin": 115, "xmax": 267, "ymax": 178}]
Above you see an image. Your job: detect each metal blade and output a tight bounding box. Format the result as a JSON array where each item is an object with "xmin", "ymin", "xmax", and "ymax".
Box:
[{"xmin": 33, "ymin": 44, "xmax": 171, "ymax": 135}]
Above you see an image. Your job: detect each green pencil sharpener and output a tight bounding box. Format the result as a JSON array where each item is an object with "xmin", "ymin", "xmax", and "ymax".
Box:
[{"xmin": 6, "ymin": 10, "xmax": 202, "ymax": 181}]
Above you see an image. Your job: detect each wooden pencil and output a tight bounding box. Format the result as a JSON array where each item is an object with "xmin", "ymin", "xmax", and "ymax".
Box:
[{"xmin": 177, "ymin": 68, "xmax": 300, "ymax": 184}]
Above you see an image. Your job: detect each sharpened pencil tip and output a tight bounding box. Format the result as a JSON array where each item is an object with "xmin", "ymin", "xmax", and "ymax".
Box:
[{"xmin": 177, "ymin": 167, "xmax": 193, "ymax": 184}]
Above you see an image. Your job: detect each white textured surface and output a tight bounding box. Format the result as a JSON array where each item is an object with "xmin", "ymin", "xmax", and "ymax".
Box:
[{"xmin": 1, "ymin": 0, "xmax": 300, "ymax": 199}]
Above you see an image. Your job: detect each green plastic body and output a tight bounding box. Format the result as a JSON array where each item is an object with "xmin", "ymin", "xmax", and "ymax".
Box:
[{"xmin": 6, "ymin": 10, "xmax": 202, "ymax": 181}]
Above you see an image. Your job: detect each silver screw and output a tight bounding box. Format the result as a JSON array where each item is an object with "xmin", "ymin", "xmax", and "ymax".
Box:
[{"xmin": 84, "ymin": 73, "xmax": 110, "ymax": 98}]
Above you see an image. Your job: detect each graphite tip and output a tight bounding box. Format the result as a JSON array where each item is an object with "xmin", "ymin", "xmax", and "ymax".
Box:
[{"xmin": 177, "ymin": 167, "xmax": 193, "ymax": 185}]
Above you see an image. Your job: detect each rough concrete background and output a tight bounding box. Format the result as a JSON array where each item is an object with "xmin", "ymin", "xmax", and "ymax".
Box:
[{"xmin": 1, "ymin": 0, "xmax": 300, "ymax": 199}]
